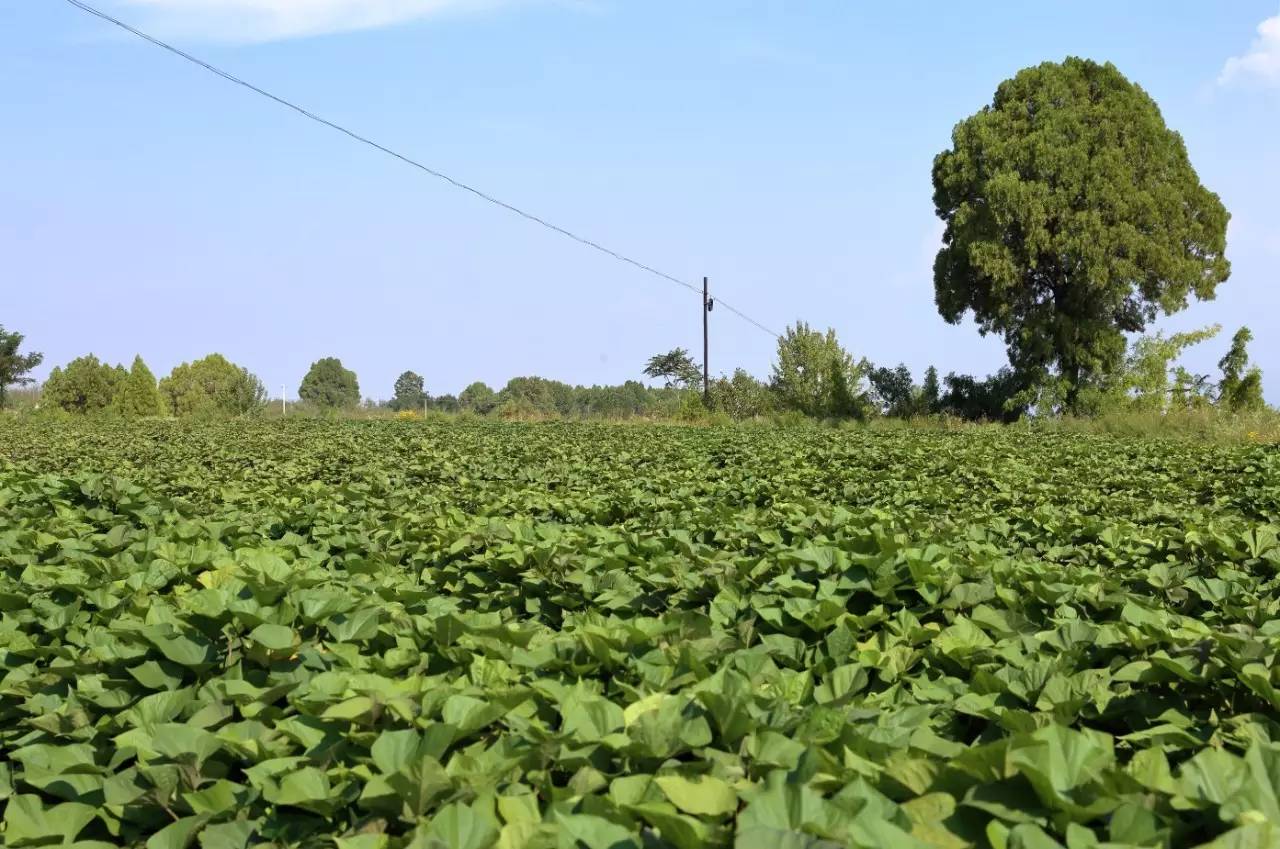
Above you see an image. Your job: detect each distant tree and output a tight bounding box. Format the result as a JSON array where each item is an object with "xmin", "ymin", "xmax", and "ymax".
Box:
[
  {"xmin": 597, "ymin": 380, "xmax": 655, "ymax": 418},
  {"xmin": 710, "ymin": 369, "xmax": 775, "ymax": 420},
  {"xmin": 643, "ymin": 348, "xmax": 702, "ymax": 390},
  {"xmin": 43, "ymin": 354, "xmax": 123, "ymax": 414},
  {"xmin": 459, "ymin": 381, "xmax": 498, "ymax": 414},
  {"xmin": 828, "ymin": 356, "xmax": 869, "ymax": 420},
  {"xmin": 390, "ymin": 371, "xmax": 427, "ymax": 412},
  {"xmin": 920, "ymin": 366, "xmax": 941, "ymax": 414},
  {"xmin": 299, "ymin": 358, "xmax": 360, "ymax": 409},
  {"xmin": 1171, "ymin": 368, "xmax": 1216, "ymax": 410},
  {"xmin": 567, "ymin": 380, "xmax": 660, "ymax": 419},
  {"xmin": 1101, "ymin": 325, "xmax": 1222, "ymax": 414},
  {"xmin": 933, "ymin": 57, "xmax": 1231, "ymax": 409},
  {"xmin": 498, "ymin": 376, "xmax": 575, "ymax": 416},
  {"xmin": 430, "ymin": 394, "xmax": 460, "ymax": 413},
  {"xmin": 869, "ymin": 364, "xmax": 917, "ymax": 418},
  {"xmin": 113, "ymin": 355, "xmax": 165, "ymax": 418},
  {"xmin": 1015, "ymin": 324, "xmax": 1223, "ymax": 416},
  {"xmin": 1215, "ymin": 327, "xmax": 1265, "ymax": 412},
  {"xmin": 0, "ymin": 325, "xmax": 43, "ymax": 409},
  {"xmin": 771, "ymin": 321, "xmax": 870, "ymax": 419},
  {"xmin": 160, "ymin": 354, "xmax": 266, "ymax": 417},
  {"xmin": 939, "ymin": 368, "xmax": 1030, "ymax": 423}
]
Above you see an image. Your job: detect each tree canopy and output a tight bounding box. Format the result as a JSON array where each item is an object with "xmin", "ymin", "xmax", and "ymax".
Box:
[
  {"xmin": 459, "ymin": 381, "xmax": 498, "ymax": 414},
  {"xmin": 770, "ymin": 322, "xmax": 870, "ymax": 419},
  {"xmin": 933, "ymin": 57, "xmax": 1231, "ymax": 408},
  {"xmin": 939, "ymin": 368, "xmax": 1031, "ymax": 423},
  {"xmin": 0, "ymin": 325, "xmax": 43, "ymax": 409},
  {"xmin": 114, "ymin": 355, "xmax": 166, "ymax": 418},
  {"xmin": 160, "ymin": 354, "xmax": 266, "ymax": 417},
  {"xmin": 1218, "ymin": 327, "xmax": 1265, "ymax": 412},
  {"xmin": 299, "ymin": 358, "xmax": 360, "ymax": 409},
  {"xmin": 390, "ymin": 371, "xmax": 426, "ymax": 412},
  {"xmin": 643, "ymin": 348, "xmax": 702, "ymax": 390},
  {"xmin": 1108, "ymin": 325, "xmax": 1221, "ymax": 414},
  {"xmin": 868, "ymin": 364, "xmax": 918, "ymax": 418},
  {"xmin": 920, "ymin": 367, "xmax": 941, "ymax": 415},
  {"xmin": 709, "ymin": 369, "xmax": 774, "ymax": 420},
  {"xmin": 43, "ymin": 355, "xmax": 125, "ymax": 414},
  {"xmin": 498, "ymin": 376, "xmax": 575, "ymax": 416}
]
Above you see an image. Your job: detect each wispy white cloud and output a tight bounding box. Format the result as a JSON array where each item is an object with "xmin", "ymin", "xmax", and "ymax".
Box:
[
  {"xmin": 1219, "ymin": 11, "xmax": 1280, "ymax": 87},
  {"xmin": 116, "ymin": 0, "xmax": 542, "ymax": 42}
]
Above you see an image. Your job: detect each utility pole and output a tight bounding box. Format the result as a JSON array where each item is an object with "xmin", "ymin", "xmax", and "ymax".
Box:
[
  {"xmin": 281, "ymin": 385, "xmax": 286, "ymax": 417},
  {"xmin": 702, "ymin": 276, "xmax": 712, "ymax": 407}
]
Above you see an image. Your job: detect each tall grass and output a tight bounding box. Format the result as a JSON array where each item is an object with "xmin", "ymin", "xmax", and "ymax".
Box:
[{"xmin": 1031, "ymin": 407, "xmax": 1280, "ymax": 444}]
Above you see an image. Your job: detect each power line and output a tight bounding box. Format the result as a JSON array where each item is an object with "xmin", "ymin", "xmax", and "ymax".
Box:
[
  {"xmin": 59, "ymin": 0, "xmax": 781, "ymax": 339},
  {"xmin": 715, "ymin": 300, "xmax": 780, "ymax": 339}
]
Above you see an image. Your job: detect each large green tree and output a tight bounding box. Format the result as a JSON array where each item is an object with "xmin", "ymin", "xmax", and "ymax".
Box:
[
  {"xmin": 43, "ymin": 355, "xmax": 125, "ymax": 414},
  {"xmin": 299, "ymin": 358, "xmax": 360, "ymax": 409},
  {"xmin": 389, "ymin": 371, "xmax": 426, "ymax": 412},
  {"xmin": 160, "ymin": 354, "xmax": 266, "ymax": 417},
  {"xmin": 113, "ymin": 355, "xmax": 166, "ymax": 418},
  {"xmin": 0, "ymin": 325, "xmax": 43, "ymax": 409},
  {"xmin": 770, "ymin": 322, "xmax": 870, "ymax": 419},
  {"xmin": 932, "ymin": 57, "xmax": 1231, "ymax": 408}
]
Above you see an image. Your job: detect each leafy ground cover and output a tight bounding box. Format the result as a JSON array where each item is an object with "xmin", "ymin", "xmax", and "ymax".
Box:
[{"xmin": 0, "ymin": 418, "xmax": 1278, "ymax": 849}]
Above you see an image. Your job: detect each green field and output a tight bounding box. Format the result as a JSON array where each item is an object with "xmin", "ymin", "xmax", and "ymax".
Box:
[{"xmin": 1, "ymin": 419, "xmax": 1278, "ymax": 849}]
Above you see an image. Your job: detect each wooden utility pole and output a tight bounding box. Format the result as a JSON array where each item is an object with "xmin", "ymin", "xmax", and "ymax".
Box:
[{"xmin": 702, "ymin": 276, "xmax": 711, "ymax": 406}]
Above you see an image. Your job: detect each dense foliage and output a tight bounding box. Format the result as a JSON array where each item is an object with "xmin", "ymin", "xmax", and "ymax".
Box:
[
  {"xmin": 708, "ymin": 370, "xmax": 775, "ymax": 421},
  {"xmin": 42, "ymin": 355, "xmax": 127, "ymax": 415},
  {"xmin": 0, "ymin": 326, "xmax": 42, "ymax": 410},
  {"xmin": 16, "ymin": 308, "xmax": 1267, "ymax": 425},
  {"xmin": 933, "ymin": 58, "xmax": 1231, "ymax": 408},
  {"xmin": 299, "ymin": 359, "xmax": 361, "ymax": 410},
  {"xmin": 114, "ymin": 356, "xmax": 166, "ymax": 419},
  {"xmin": 160, "ymin": 355, "xmax": 267, "ymax": 418},
  {"xmin": 390, "ymin": 373, "xmax": 427, "ymax": 414},
  {"xmin": 1218, "ymin": 328, "xmax": 1265, "ymax": 414},
  {"xmin": 488, "ymin": 378, "xmax": 683, "ymax": 420},
  {"xmin": 459, "ymin": 383, "xmax": 498, "ymax": 415},
  {"xmin": 1, "ymin": 419, "xmax": 1278, "ymax": 848},
  {"xmin": 643, "ymin": 350, "xmax": 703, "ymax": 391},
  {"xmin": 938, "ymin": 369, "xmax": 1030, "ymax": 424},
  {"xmin": 771, "ymin": 323, "xmax": 871, "ymax": 420}
]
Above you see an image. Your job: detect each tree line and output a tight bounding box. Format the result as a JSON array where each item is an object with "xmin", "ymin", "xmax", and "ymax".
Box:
[
  {"xmin": 0, "ymin": 345, "xmax": 266, "ymax": 418},
  {"xmin": 0, "ymin": 57, "xmax": 1269, "ymax": 422},
  {"xmin": 0, "ymin": 313, "xmax": 1263, "ymax": 423}
]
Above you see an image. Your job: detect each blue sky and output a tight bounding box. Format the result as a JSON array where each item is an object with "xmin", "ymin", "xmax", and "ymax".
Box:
[{"xmin": 3, "ymin": 1, "xmax": 1279, "ymax": 401}]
